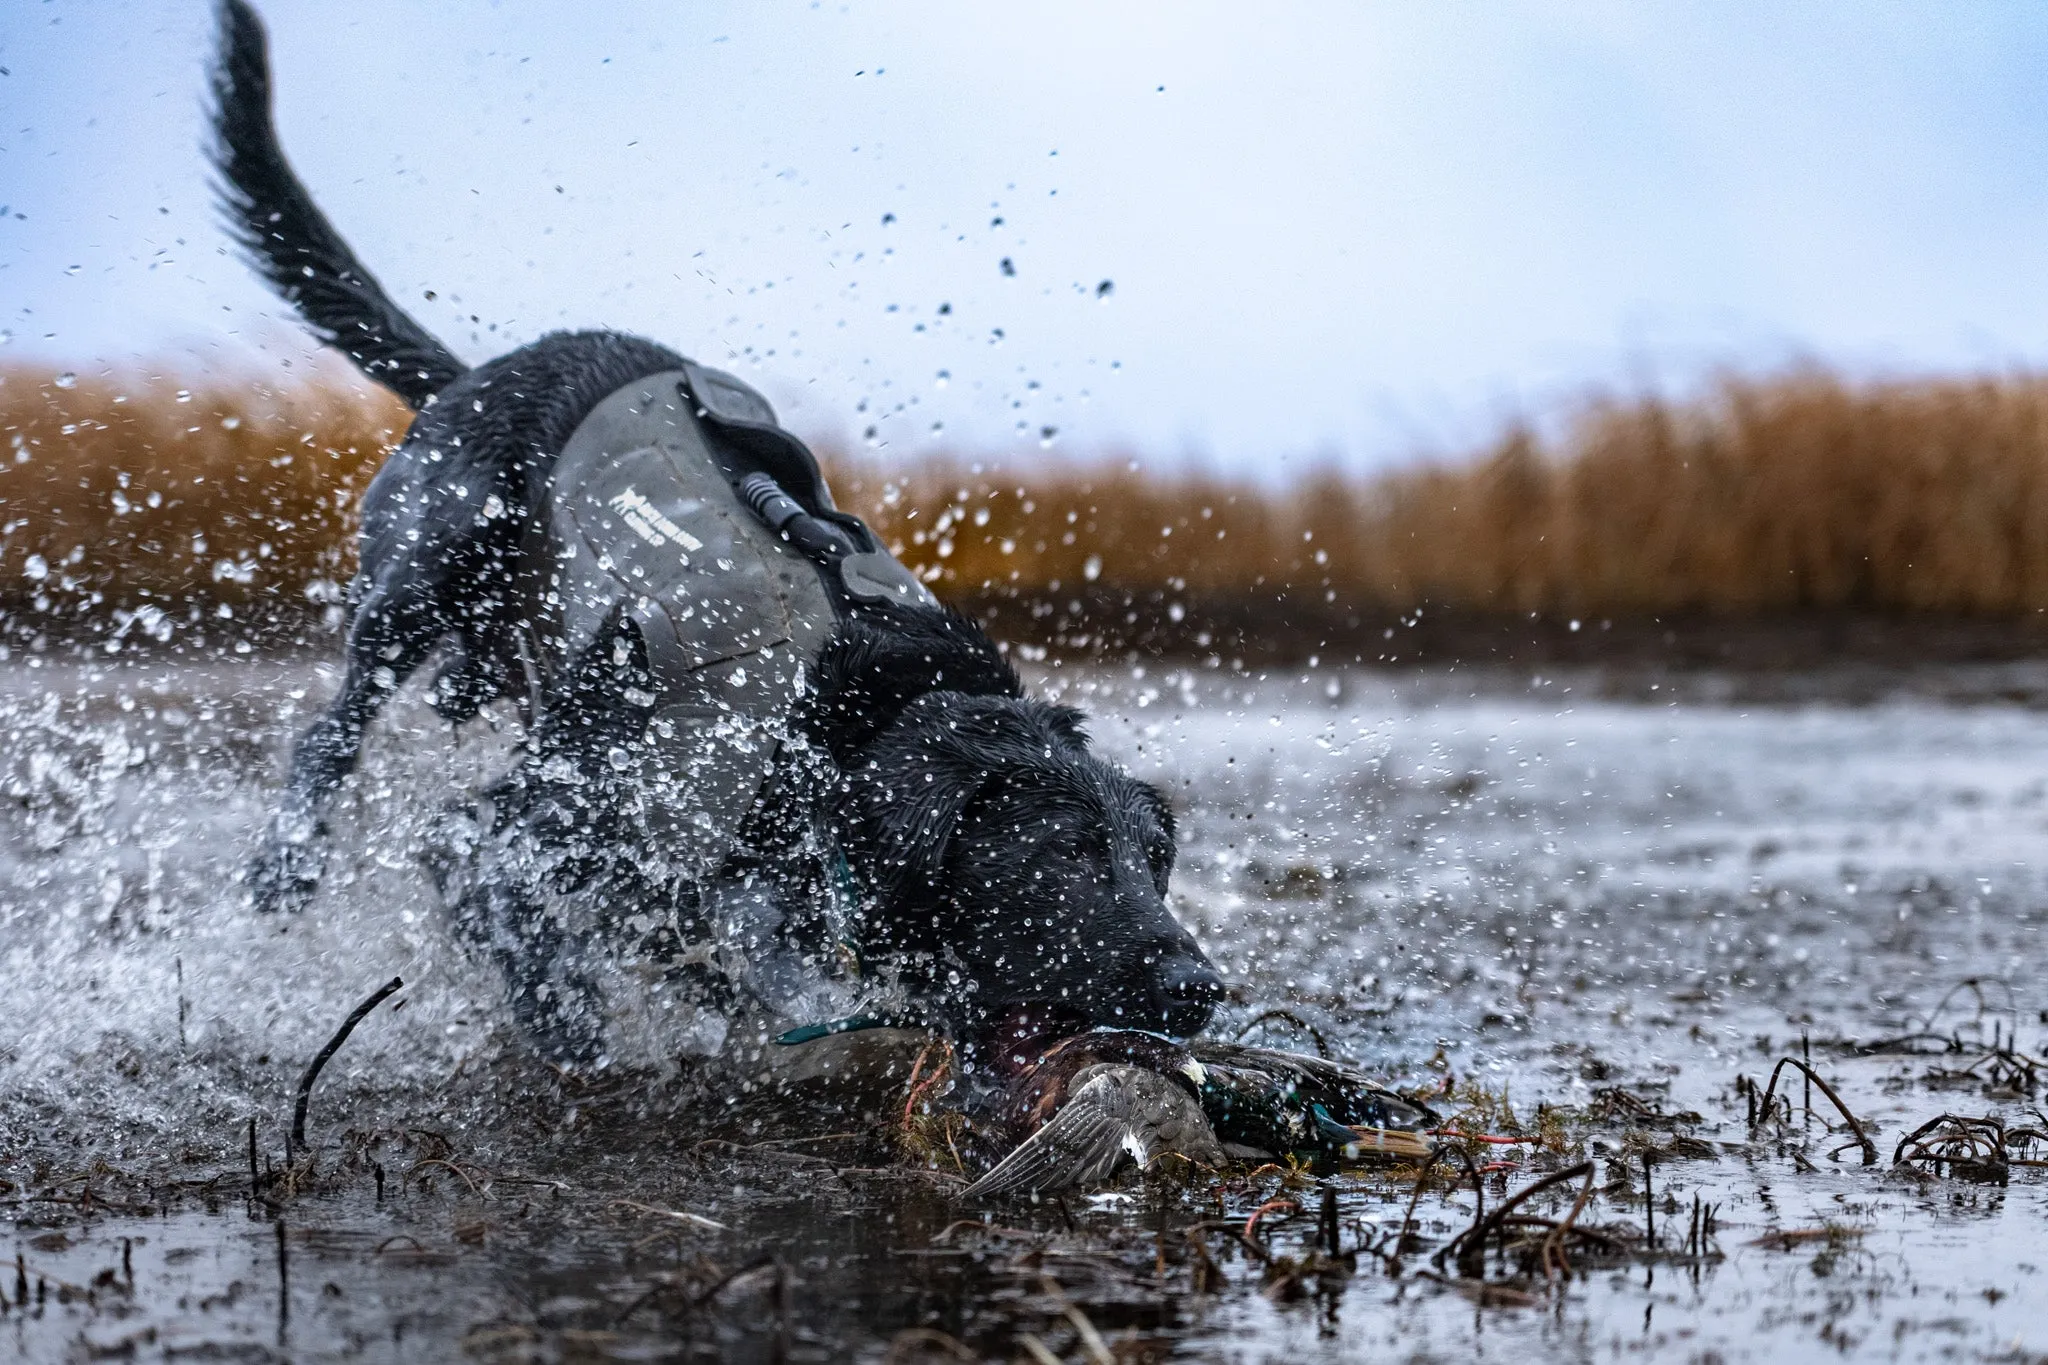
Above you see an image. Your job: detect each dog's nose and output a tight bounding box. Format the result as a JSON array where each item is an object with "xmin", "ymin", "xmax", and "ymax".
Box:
[
  {"xmin": 1157, "ymin": 958, "xmax": 1224, "ymax": 1037},
  {"xmin": 1164, "ymin": 960, "xmax": 1225, "ymax": 1004}
]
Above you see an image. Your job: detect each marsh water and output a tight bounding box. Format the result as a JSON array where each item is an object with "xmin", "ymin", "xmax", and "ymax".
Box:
[{"xmin": 4, "ymin": 648, "xmax": 2048, "ymax": 1362}]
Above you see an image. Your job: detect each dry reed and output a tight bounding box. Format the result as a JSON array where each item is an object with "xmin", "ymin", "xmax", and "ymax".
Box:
[
  {"xmin": 8, "ymin": 360, "xmax": 2048, "ymax": 647},
  {"xmin": 0, "ymin": 360, "xmax": 407, "ymax": 633}
]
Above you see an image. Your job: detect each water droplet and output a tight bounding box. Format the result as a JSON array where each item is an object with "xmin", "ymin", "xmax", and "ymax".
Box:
[
  {"xmin": 934, "ymin": 370, "xmax": 950, "ymax": 388},
  {"xmin": 1095, "ymin": 279, "xmax": 1114, "ymax": 299},
  {"xmin": 53, "ymin": 372, "xmax": 76, "ymax": 389},
  {"xmin": 1084, "ymin": 555, "xmax": 1102, "ymax": 582},
  {"xmin": 1039, "ymin": 426, "xmax": 1058, "ymax": 448}
]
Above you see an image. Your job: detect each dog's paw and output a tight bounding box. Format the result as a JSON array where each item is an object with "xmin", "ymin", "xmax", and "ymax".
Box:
[
  {"xmin": 514, "ymin": 982, "xmax": 608, "ymax": 1073},
  {"xmin": 428, "ymin": 650, "xmax": 508, "ymax": 725},
  {"xmin": 247, "ymin": 819, "xmax": 327, "ymax": 914}
]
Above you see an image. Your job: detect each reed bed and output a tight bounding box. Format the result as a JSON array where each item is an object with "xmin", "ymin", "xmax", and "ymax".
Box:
[
  {"xmin": 8, "ymin": 360, "xmax": 2048, "ymax": 651},
  {"xmin": 0, "ymin": 361, "xmax": 407, "ymax": 636}
]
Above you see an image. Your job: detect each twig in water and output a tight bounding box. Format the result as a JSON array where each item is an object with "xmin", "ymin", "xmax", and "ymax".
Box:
[
  {"xmin": 1537, "ymin": 1162, "xmax": 1597, "ymax": 1281},
  {"xmin": 1185, "ymin": 1226, "xmax": 1224, "ymax": 1292},
  {"xmin": 1430, "ymin": 1129, "xmax": 1538, "ymax": 1146},
  {"xmin": 1451, "ymin": 1160, "xmax": 1597, "ymax": 1279},
  {"xmin": 1757, "ymin": 1057, "xmax": 1878, "ymax": 1164},
  {"xmin": 1036, "ymin": 1275, "xmax": 1115, "ymax": 1365},
  {"xmin": 1643, "ymin": 1152, "xmax": 1655, "ymax": 1248},
  {"xmin": 1429, "ymin": 1143, "xmax": 1487, "ymax": 1274},
  {"xmin": 406, "ymin": 1157, "xmax": 487, "ymax": 1199},
  {"xmin": 1391, "ymin": 1146, "xmax": 1443, "ymax": 1264},
  {"xmin": 884, "ymin": 1328, "xmax": 978, "ymax": 1363},
  {"xmin": 1893, "ymin": 1114, "xmax": 2010, "ymax": 1183},
  {"xmin": 1243, "ymin": 1197, "xmax": 1300, "ymax": 1241},
  {"xmin": 274, "ymin": 1218, "xmax": 289, "ymax": 1332},
  {"xmin": 1232, "ymin": 1008, "xmax": 1331, "ymax": 1059},
  {"xmin": 696, "ymin": 1254, "xmax": 778, "ymax": 1305},
  {"xmin": 1016, "ymin": 1335, "xmax": 1064, "ymax": 1365},
  {"xmin": 175, "ymin": 955, "xmax": 188, "ymax": 1052},
  {"xmin": 607, "ymin": 1198, "xmax": 729, "ymax": 1231},
  {"xmin": 289, "ymin": 976, "xmax": 403, "ymax": 1161}
]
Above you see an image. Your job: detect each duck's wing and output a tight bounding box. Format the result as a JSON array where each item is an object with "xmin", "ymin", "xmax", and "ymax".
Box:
[
  {"xmin": 1186, "ymin": 1041, "xmax": 1440, "ymax": 1161},
  {"xmin": 965, "ymin": 1065, "xmax": 1223, "ymax": 1199},
  {"xmin": 1190, "ymin": 1040, "xmax": 1442, "ymax": 1131}
]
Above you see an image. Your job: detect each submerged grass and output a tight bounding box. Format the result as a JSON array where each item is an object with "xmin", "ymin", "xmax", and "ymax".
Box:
[{"xmin": 11, "ymin": 359, "xmax": 2048, "ymax": 639}]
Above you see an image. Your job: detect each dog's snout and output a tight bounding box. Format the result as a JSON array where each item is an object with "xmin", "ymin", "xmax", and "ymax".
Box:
[
  {"xmin": 1153, "ymin": 952, "xmax": 1223, "ymax": 1037},
  {"xmin": 1165, "ymin": 959, "xmax": 1225, "ymax": 1004}
]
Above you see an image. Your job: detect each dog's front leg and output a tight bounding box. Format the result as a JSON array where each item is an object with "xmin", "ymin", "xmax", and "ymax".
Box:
[
  {"xmin": 703, "ymin": 871, "xmax": 857, "ymax": 1028},
  {"xmin": 250, "ymin": 581, "xmax": 445, "ymax": 912},
  {"xmin": 464, "ymin": 877, "xmax": 608, "ymax": 1070}
]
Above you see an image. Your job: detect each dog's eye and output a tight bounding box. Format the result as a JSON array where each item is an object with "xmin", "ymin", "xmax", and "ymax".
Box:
[{"xmin": 1045, "ymin": 827, "xmax": 1099, "ymax": 862}]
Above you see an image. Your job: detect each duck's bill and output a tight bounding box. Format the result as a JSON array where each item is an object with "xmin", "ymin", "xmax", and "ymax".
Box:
[{"xmin": 1341, "ymin": 1125, "xmax": 1435, "ymax": 1161}]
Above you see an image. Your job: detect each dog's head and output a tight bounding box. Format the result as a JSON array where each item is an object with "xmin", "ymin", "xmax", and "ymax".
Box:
[{"xmin": 834, "ymin": 692, "xmax": 1223, "ymax": 1042}]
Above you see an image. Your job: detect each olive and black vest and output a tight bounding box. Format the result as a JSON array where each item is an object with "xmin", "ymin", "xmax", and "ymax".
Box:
[{"xmin": 540, "ymin": 363, "xmax": 932, "ymax": 882}]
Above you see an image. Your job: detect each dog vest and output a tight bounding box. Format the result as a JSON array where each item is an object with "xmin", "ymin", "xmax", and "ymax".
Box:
[{"xmin": 542, "ymin": 364, "xmax": 933, "ymax": 883}]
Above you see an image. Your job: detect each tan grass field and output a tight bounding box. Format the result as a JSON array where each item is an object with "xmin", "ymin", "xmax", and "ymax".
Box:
[
  {"xmin": 0, "ymin": 361, "xmax": 406, "ymax": 630},
  {"xmin": 7, "ymin": 359, "xmax": 2048, "ymax": 647}
]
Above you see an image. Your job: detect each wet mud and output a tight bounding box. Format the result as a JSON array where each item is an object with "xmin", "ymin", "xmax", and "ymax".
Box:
[{"xmin": 5, "ymin": 653, "xmax": 2048, "ymax": 1361}]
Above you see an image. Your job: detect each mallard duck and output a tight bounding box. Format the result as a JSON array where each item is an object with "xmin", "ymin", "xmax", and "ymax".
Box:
[
  {"xmin": 964, "ymin": 1031, "xmax": 1438, "ymax": 1198},
  {"xmin": 1187, "ymin": 1038, "xmax": 1440, "ymax": 1163}
]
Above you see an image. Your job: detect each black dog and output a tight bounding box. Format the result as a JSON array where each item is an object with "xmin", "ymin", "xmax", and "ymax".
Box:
[{"xmin": 208, "ymin": 1, "xmax": 1221, "ymax": 1068}]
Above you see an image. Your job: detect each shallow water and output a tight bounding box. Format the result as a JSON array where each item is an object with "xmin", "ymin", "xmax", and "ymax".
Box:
[{"xmin": 5, "ymin": 652, "xmax": 2048, "ymax": 1361}]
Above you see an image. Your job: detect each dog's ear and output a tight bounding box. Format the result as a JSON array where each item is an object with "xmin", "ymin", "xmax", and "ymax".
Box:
[
  {"xmin": 1038, "ymin": 704, "xmax": 1090, "ymax": 751},
  {"xmin": 834, "ymin": 693, "xmax": 1056, "ymax": 941},
  {"xmin": 805, "ymin": 603, "xmax": 1021, "ymax": 765},
  {"xmin": 836, "ymin": 735, "xmax": 988, "ymax": 941},
  {"xmin": 1133, "ymin": 779, "xmax": 1177, "ymax": 894}
]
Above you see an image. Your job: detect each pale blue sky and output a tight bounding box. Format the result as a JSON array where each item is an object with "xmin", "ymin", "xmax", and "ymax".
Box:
[{"xmin": 5, "ymin": 1, "xmax": 2048, "ymax": 471}]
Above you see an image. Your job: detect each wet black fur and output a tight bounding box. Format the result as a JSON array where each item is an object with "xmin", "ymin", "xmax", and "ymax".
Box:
[{"xmin": 210, "ymin": 0, "xmax": 1221, "ymax": 1063}]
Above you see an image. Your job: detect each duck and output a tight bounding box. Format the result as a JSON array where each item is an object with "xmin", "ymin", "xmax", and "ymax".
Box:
[
  {"xmin": 1188, "ymin": 1037, "xmax": 1441, "ymax": 1164},
  {"xmin": 963, "ymin": 1031, "xmax": 1439, "ymax": 1198}
]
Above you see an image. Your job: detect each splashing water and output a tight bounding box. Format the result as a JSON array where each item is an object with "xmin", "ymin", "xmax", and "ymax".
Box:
[{"xmin": 7, "ymin": 652, "xmax": 2048, "ymax": 1359}]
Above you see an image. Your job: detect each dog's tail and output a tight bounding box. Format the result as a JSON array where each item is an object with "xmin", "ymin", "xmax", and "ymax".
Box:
[{"xmin": 207, "ymin": 0, "xmax": 467, "ymax": 408}]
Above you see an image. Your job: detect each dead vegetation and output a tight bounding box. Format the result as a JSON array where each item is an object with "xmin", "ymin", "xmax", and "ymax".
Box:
[
  {"xmin": 0, "ymin": 361, "xmax": 406, "ymax": 629},
  {"xmin": 1891, "ymin": 1113, "xmax": 2048, "ymax": 1184},
  {"xmin": 10, "ymin": 978, "xmax": 2048, "ymax": 1357},
  {"xmin": 13, "ymin": 360, "xmax": 2048, "ymax": 649}
]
